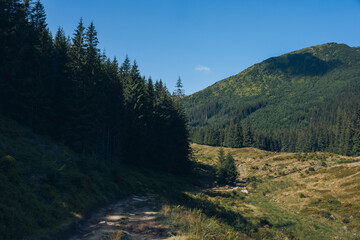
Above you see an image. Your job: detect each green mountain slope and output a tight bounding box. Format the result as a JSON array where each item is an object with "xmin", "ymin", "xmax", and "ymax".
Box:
[{"xmin": 184, "ymin": 43, "xmax": 360, "ymax": 130}]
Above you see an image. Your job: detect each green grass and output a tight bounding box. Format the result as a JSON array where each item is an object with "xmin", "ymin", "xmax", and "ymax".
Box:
[{"xmin": 158, "ymin": 144, "xmax": 360, "ymax": 239}]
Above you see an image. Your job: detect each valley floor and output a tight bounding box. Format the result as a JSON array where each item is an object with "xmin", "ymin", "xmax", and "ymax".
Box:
[
  {"xmin": 63, "ymin": 144, "xmax": 360, "ymax": 239},
  {"xmin": 172, "ymin": 144, "xmax": 360, "ymax": 239}
]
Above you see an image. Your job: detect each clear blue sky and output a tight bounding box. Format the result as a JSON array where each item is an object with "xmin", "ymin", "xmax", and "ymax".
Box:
[{"xmin": 42, "ymin": 0, "xmax": 360, "ymax": 94}]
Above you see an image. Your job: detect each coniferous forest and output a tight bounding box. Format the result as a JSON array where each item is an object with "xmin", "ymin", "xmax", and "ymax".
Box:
[
  {"xmin": 0, "ymin": 0, "xmax": 190, "ymax": 173},
  {"xmin": 190, "ymin": 100, "xmax": 360, "ymax": 156}
]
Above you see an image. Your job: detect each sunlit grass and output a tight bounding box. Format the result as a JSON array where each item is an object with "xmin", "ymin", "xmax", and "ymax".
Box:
[{"xmin": 160, "ymin": 144, "xmax": 360, "ymax": 239}]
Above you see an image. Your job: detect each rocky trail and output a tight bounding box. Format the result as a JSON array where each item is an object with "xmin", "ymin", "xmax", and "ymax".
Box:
[{"xmin": 68, "ymin": 195, "xmax": 172, "ymax": 240}]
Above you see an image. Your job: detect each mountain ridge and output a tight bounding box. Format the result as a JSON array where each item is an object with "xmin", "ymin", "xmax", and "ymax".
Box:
[{"xmin": 184, "ymin": 42, "xmax": 360, "ymax": 130}]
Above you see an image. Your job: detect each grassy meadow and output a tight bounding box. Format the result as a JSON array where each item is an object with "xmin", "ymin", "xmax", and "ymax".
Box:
[{"xmin": 159, "ymin": 144, "xmax": 360, "ymax": 240}]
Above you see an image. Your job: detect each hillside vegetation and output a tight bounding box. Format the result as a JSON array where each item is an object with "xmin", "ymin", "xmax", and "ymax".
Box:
[
  {"xmin": 0, "ymin": 115, "xmax": 192, "ymax": 239},
  {"xmin": 185, "ymin": 43, "xmax": 360, "ymax": 155},
  {"xmin": 158, "ymin": 144, "xmax": 360, "ymax": 239},
  {"xmin": 185, "ymin": 43, "xmax": 360, "ymax": 129},
  {"xmin": 0, "ymin": 1, "xmax": 191, "ymax": 239}
]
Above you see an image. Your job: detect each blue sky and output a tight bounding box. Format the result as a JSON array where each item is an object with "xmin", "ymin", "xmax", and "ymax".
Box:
[{"xmin": 42, "ymin": 0, "xmax": 360, "ymax": 94}]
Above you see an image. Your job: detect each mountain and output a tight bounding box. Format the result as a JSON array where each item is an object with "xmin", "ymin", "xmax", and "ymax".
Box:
[{"xmin": 184, "ymin": 43, "xmax": 360, "ymax": 130}]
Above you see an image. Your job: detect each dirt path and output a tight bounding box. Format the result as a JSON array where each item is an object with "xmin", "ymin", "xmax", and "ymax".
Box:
[{"xmin": 68, "ymin": 195, "xmax": 172, "ymax": 240}]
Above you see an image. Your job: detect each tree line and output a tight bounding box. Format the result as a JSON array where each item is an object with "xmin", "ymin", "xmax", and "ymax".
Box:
[
  {"xmin": 190, "ymin": 95, "xmax": 360, "ymax": 156},
  {"xmin": 0, "ymin": 0, "xmax": 190, "ymax": 172},
  {"xmin": 190, "ymin": 117, "xmax": 254, "ymax": 148}
]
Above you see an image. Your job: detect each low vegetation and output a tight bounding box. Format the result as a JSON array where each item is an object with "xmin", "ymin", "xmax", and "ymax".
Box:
[
  {"xmin": 157, "ymin": 144, "xmax": 360, "ymax": 239},
  {"xmin": 0, "ymin": 116, "xmax": 192, "ymax": 239}
]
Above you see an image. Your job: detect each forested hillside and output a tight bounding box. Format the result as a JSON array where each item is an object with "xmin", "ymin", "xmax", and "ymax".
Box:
[
  {"xmin": 0, "ymin": 0, "xmax": 190, "ymax": 172},
  {"xmin": 184, "ymin": 43, "xmax": 360, "ymax": 155},
  {"xmin": 0, "ymin": 1, "xmax": 191, "ymax": 239}
]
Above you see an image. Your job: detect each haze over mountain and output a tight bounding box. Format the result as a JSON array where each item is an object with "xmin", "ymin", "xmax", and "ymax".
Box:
[{"xmin": 184, "ymin": 43, "xmax": 360, "ymax": 130}]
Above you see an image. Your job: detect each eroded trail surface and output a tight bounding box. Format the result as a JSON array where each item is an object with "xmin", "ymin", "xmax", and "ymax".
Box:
[{"xmin": 68, "ymin": 195, "xmax": 171, "ymax": 240}]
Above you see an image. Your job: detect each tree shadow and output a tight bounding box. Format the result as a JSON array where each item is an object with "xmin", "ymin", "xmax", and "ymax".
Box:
[{"xmin": 167, "ymin": 191, "xmax": 257, "ymax": 234}]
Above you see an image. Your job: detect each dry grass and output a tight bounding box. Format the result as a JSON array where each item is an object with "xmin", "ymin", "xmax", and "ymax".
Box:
[
  {"xmin": 187, "ymin": 144, "xmax": 360, "ymax": 239},
  {"xmin": 160, "ymin": 204, "xmax": 250, "ymax": 240},
  {"xmin": 109, "ymin": 230, "xmax": 127, "ymax": 240}
]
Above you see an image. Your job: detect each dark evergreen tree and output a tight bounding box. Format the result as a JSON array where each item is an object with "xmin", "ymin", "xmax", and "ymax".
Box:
[
  {"xmin": 52, "ymin": 27, "xmax": 71, "ymax": 140},
  {"xmin": 67, "ymin": 18, "xmax": 87, "ymax": 151},
  {"xmin": 216, "ymin": 148, "xmax": 226, "ymax": 184},
  {"xmin": 233, "ymin": 121, "xmax": 243, "ymax": 148},
  {"xmin": 119, "ymin": 54, "xmax": 131, "ymax": 79},
  {"xmin": 224, "ymin": 152, "xmax": 238, "ymax": 184},
  {"xmin": 173, "ymin": 76, "xmax": 185, "ymax": 97},
  {"xmin": 216, "ymin": 149, "xmax": 238, "ymax": 185},
  {"xmin": 352, "ymin": 110, "xmax": 360, "ymax": 156},
  {"xmin": 243, "ymin": 117, "xmax": 254, "ymax": 147}
]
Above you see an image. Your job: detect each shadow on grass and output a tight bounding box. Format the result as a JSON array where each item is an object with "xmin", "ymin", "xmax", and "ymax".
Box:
[
  {"xmin": 164, "ymin": 189, "xmax": 257, "ymax": 235},
  {"xmin": 182, "ymin": 193, "xmax": 251, "ymax": 231}
]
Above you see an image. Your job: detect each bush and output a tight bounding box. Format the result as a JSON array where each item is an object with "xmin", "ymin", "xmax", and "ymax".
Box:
[{"xmin": 299, "ymin": 193, "xmax": 306, "ymax": 198}]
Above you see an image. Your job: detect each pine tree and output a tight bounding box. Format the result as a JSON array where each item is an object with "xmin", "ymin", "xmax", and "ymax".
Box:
[
  {"xmin": 216, "ymin": 148, "xmax": 226, "ymax": 184},
  {"xmin": 30, "ymin": 0, "xmax": 46, "ymax": 31},
  {"xmin": 224, "ymin": 120, "xmax": 235, "ymax": 147},
  {"xmin": 67, "ymin": 18, "xmax": 88, "ymax": 152},
  {"xmin": 52, "ymin": 27, "xmax": 71, "ymax": 140},
  {"xmin": 243, "ymin": 117, "xmax": 254, "ymax": 147},
  {"xmin": 173, "ymin": 76, "xmax": 185, "ymax": 97},
  {"xmin": 224, "ymin": 152, "xmax": 238, "ymax": 184},
  {"xmin": 233, "ymin": 121, "xmax": 243, "ymax": 148},
  {"xmin": 101, "ymin": 56, "xmax": 124, "ymax": 161},
  {"xmin": 84, "ymin": 21, "xmax": 103, "ymax": 152},
  {"xmin": 352, "ymin": 110, "xmax": 360, "ymax": 156},
  {"xmin": 119, "ymin": 54, "xmax": 131, "ymax": 80},
  {"xmin": 334, "ymin": 107, "xmax": 343, "ymax": 154},
  {"xmin": 216, "ymin": 149, "xmax": 238, "ymax": 185},
  {"xmin": 122, "ymin": 60, "xmax": 148, "ymax": 165}
]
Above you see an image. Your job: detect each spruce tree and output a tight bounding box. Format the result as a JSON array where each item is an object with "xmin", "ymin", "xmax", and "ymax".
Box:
[
  {"xmin": 174, "ymin": 76, "xmax": 185, "ymax": 97},
  {"xmin": 243, "ymin": 117, "xmax": 254, "ymax": 147},
  {"xmin": 216, "ymin": 149, "xmax": 238, "ymax": 185},
  {"xmin": 119, "ymin": 55, "xmax": 131, "ymax": 80},
  {"xmin": 52, "ymin": 27, "xmax": 71, "ymax": 140},
  {"xmin": 67, "ymin": 18, "xmax": 88, "ymax": 152},
  {"xmin": 216, "ymin": 148, "xmax": 226, "ymax": 184},
  {"xmin": 352, "ymin": 110, "xmax": 360, "ymax": 156},
  {"xmin": 233, "ymin": 122, "xmax": 243, "ymax": 148},
  {"xmin": 224, "ymin": 152, "xmax": 238, "ymax": 184}
]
